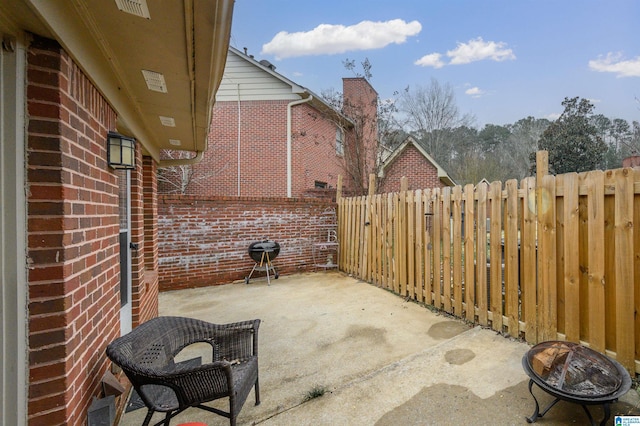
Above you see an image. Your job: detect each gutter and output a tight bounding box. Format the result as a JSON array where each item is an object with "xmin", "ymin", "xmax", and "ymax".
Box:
[{"xmin": 286, "ymin": 95, "xmax": 313, "ymax": 197}]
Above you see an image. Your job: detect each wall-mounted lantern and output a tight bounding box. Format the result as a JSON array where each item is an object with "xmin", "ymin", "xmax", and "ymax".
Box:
[{"xmin": 107, "ymin": 132, "xmax": 136, "ymax": 169}]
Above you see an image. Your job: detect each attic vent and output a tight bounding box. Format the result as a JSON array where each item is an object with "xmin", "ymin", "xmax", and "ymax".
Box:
[
  {"xmin": 159, "ymin": 116, "xmax": 175, "ymax": 127},
  {"xmin": 141, "ymin": 70, "xmax": 167, "ymax": 93},
  {"xmin": 115, "ymin": 0, "xmax": 151, "ymax": 19},
  {"xmin": 259, "ymin": 60, "xmax": 276, "ymax": 71}
]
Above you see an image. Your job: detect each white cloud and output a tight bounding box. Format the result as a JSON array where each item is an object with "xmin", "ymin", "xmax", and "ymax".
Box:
[
  {"xmin": 414, "ymin": 37, "xmax": 515, "ymax": 68},
  {"xmin": 415, "ymin": 53, "xmax": 445, "ymax": 68},
  {"xmin": 589, "ymin": 52, "xmax": 640, "ymax": 77},
  {"xmin": 261, "ymin": 19, "xmax": 422, "ymax": 59},
  {"xmin": 447, "ymin": 37, "xmax": 515, "ymax": 65},
  {"xmin": 465, "ymin": 87, "xmax": 485, "ymax": 98}
]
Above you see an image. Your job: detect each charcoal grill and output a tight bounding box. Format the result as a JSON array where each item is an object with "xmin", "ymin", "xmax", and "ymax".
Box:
[
  {"xmin": 522, "ymin": 341, "xmax": 631, "ymax": 426},
  {"xmin": 245, "ymin": 239, "xmax": 280, "ymax": 285}
]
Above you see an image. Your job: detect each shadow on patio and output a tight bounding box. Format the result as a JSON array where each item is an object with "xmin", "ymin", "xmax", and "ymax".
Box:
[{"xmin": 117, "ymin": 272, "xmax": 640, "ymax": 426}]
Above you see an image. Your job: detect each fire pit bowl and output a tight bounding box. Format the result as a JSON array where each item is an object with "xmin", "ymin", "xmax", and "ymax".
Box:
[{"xmin": 522, "ymin": 341, "xmax": 631, "ymax": 426}]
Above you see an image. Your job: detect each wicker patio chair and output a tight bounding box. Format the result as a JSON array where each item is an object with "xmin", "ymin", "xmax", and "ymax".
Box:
[{"xmin": 106, "ymin": 316, "xmax": 261, "ymax": 426}]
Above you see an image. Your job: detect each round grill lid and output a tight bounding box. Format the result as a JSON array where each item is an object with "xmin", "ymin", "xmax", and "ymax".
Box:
[{"xmin": 248, "ymin": 240, "xmax": 280, "ymax": 263}]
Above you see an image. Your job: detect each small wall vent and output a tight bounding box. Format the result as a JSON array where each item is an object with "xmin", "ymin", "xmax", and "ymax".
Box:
[
  {"xmin": 141, "ymin": 70, "xmax": 167, "ymax": 93},
  {"xmin": 115, "ymin": 0, "xmax": 151, "ymax": 19},
  {"xmin": 159, "ymin": 116, "xmax": 176, "ymax": 127}
]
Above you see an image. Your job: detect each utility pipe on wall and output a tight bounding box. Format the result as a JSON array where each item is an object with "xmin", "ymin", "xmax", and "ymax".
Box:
[
  {"xmin": 237, "ymin": 83, "xmax": 241, "ymax": 196},
  {"xmin": 286, "ymin": 95, "xmax": 312, "ymax": 197}
]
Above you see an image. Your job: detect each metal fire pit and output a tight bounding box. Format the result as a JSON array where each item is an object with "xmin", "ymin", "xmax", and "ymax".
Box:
[
  {"xmin": 245, "ymin": 240, "xmax": 280, "ymax": 285},
  {"xmin": 522, "ymin": 341, "xmax": 631, "ymax": 426}
]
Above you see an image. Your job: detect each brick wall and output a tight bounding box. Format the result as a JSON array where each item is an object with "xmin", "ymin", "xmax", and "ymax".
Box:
[
  {"xmin": 378, "ymin": 144, "xmax": 446, "ymax": 193},
  {"xmin": 160, "ymin": 99, "xmax": 352, "ymax": 198},
  {"xmin": 26, "ymin": 35, "xmax": 120, "ymax": 425},
  {"xmin": 295, "ymin": 102, "xmax": 345, "ymax": 193},
  {"xmin": 342, "ymin": 78, "xmax": 379, "ymax": 193},
  {"xmin": 25, "ymin": 35, "xmax": 154, "ymax": 425},
  {"xmin": 136, "ymin": 156, "xmax": 159, "ymax": 325},
  {"xmin": 158, "ymin": 195, "xmax": 337, "ymax": 290}
]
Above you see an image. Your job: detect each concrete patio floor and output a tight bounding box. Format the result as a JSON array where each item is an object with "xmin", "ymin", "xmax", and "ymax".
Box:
[{"xmin": 118, "ymin": 271, "xmax": 640, "ymax": 425}]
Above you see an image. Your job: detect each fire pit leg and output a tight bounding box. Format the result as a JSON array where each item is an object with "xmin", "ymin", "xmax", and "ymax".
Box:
[
  {"xmin": 579, "ymin": 402, "xmax": 611, "ymax": 426},
  {"xmin": 526, "ymin": 379, "xmax": 561, "ymax": 423}
]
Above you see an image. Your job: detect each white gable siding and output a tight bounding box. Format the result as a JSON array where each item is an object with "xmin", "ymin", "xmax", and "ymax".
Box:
[{"xmin": 216, "ymin": 51, "xmax": 302, "ymax": 102}]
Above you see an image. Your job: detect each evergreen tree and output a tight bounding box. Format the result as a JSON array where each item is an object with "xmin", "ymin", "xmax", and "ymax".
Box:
[{"xmin": 534, "ymin": 97, "xmax": 607, "ymax": 174}]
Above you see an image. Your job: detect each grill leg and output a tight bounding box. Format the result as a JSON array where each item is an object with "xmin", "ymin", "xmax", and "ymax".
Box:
[{"xmin": 261, "ymin": 252, "xmax": 271, "ymax": 286}]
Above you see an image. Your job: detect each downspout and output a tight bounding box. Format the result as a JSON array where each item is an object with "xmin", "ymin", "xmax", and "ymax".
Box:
[
  {"xmin": 286, "ymin": 95, "xmax": 312, "ymax": 197},
  {"xmin": 237, "ymin": 83, "xmax": 241, "ymax": 196}
]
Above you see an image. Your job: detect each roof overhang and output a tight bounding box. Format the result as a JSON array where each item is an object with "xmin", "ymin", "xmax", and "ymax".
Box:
[{"xmin": 2, "ymin": 0, "xmax": 234, "ymax": 162}]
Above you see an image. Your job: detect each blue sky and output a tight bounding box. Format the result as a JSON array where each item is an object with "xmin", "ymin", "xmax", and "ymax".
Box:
[{"xmin": 228, "ymin": 1, "xmax": 640, "ymax": 127}]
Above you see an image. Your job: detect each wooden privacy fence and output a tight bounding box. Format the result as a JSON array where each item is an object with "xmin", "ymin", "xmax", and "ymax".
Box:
[{"xmin": 337, "ymin": 154, "xmax": 640, "ymax": 374}]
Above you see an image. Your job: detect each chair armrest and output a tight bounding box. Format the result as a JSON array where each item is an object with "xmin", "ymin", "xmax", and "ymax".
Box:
[{"xmin": 206, "ymin": 319, "xmax": 260, "ymax": 361}]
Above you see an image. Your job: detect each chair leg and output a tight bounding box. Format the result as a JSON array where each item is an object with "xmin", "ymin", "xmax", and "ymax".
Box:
[
  {"xmin": 142, "ymin": 409, "xmax": 154, "ymax": 426},
  {"xmin": 254, "ymin": 377, "xmax": 261, "ymax": 406},
  {"xmin": 163, "ymin": 412, "xmax": 171, "ymax": 426}
]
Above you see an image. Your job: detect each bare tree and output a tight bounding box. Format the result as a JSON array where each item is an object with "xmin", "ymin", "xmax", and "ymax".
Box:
[
  {"xmin": 158, "ymin": 150, "xmax": 229, "ymax": 194},
  {"xmin": 503, "ymin": 117, "xmax": 550, "ymax": 179},
  {"xmin": 398, "ymin": 78, "xmax": 474, "ymax": 166}
]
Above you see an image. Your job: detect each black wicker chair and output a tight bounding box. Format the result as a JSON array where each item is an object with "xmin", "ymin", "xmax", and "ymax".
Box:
[{"xmin": 106, "ymin": 316, "xmax": 260, "ymax": 426}]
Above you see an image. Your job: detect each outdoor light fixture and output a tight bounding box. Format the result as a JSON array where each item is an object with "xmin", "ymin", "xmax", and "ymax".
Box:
[{"xmin": 107, "ymin": 132, "xmax": 136, "ymax": 169}]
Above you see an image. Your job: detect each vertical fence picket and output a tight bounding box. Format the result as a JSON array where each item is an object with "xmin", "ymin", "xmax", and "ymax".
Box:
[
  {"xmin": 615, "ymin": 168, "xmax": 634, "ymax": 372},
  {"xmin": 539, "ymin": 174, "xmax": 557, "ymax": 341},
  {"xmin": 386, "ymin": 192, "xmax": 394, "ymax": 290},
  {"xmin": 432, "ymin": 188, "xmax": 443, "ymax": 309},
  {"xmin": 604, "ymin": 171, "xmax": 617, "ymax": 351},
  {"xmin": 489, "ymin": 181, "xmax": 504, "ymax": 332},
  {"xmin": 359, "ymin": 196, "xmax": 367, "ymax": 278},
  {"xmin": 442, "ymin": 187, "xmax": 452, "ymax": 313},
  {"xmin": 407, "ymin": 190, "xmax": 416, "ymax": 299},
  {"xmin": 586, "ymin": 170, "xmax": 605, "ymax": 351},
  {"xmin": 414, "ymin": 189, "xmax": 424, "ymax": 303},
  {"xmin": 562, "ymin": 173, "xmax": 580, "ymax": 342},
  {"xmin": 505, "ymin": 179, "xmax": 520, "ymax": 335},
  {"xmin": 464, "ymin": 184, "xmax": 476, "ymax": 322},
  {"xmin": 522, "ymin": 177, "xmax": 537, "ymax": 342},
  {"xmin": 452, "ymin": 186, "xmax": 463, "ymax": 316},
  {"xmin": 423, "ymin": 189, "xmax": 433, "ymax": 305},
  {"xmin": 392, "ymin": 193, "xmax": 400, "ymax": 294},
  {"xmin": 476, "ymin": 182, "xmax": 488, "ymax": 325},
  {"xmin": 634, "ymin": 169, "xmax": 640, "ymax": 368}
]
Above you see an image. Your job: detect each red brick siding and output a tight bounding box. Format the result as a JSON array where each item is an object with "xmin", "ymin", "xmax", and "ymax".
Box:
[
  {"xmin": 158, "ymin": 195, "xmax": 337, "ymax": 290},
  {"xmin": 160, "ymin": 98, "xmax": 351, "ymax": 197},
  {"xmin": 25, "ymin": 35, "xmax": 155, "ymax": 425},
  {"xmin": 342, "ymin": 78, "xmax": 378, "ymax": 192},
  {"xmin": 378, "ymin": 145, "xmax": 446, "ymax": 193},
  {"xmin": 295, "ymin": 102, "xmax": 346, "ymax": 193},
  {"xmin": 137, "ymin": 156, "xmax": 159, "ymax": 325},
  {"xmin": 26, "ymin": 35, "xmax": 120, "ymax": 425}
]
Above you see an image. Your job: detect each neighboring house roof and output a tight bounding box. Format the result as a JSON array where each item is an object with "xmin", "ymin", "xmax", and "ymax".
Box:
[
  {"xmin": 217, "ymin": 46, "xmax": 353, "ymax": 127},
  {"xmin": 379, "ymin": 136, "xmax": 456, "ymax": 186},
  {"xmin": 7, "ymin": 0, "xmax": 234, "ymax": 162}
]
